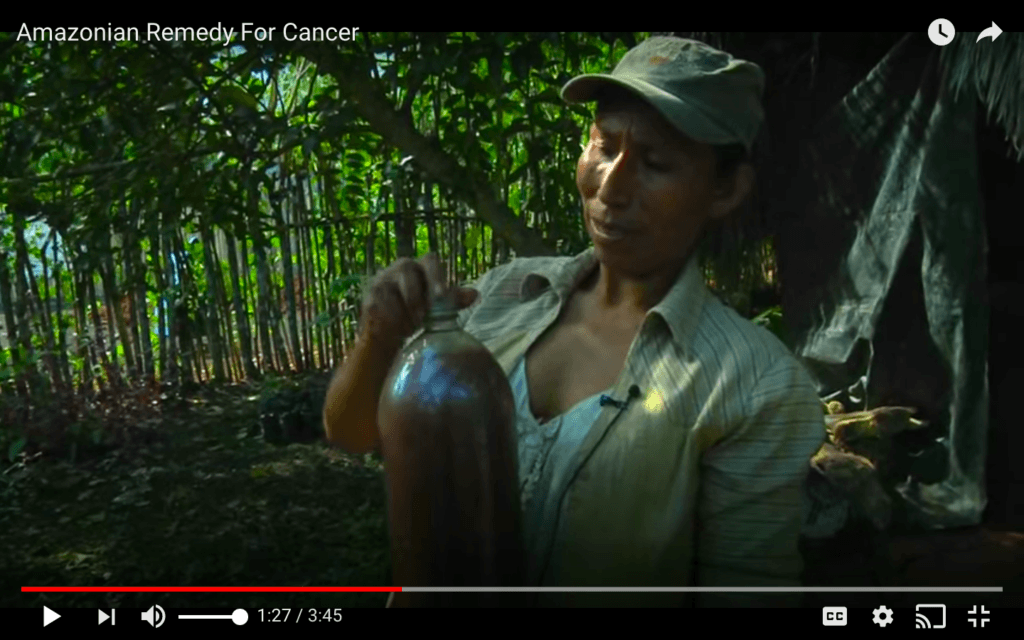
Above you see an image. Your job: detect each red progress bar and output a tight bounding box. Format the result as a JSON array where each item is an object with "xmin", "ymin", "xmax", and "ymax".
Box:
[{"xmin": 22, "ymin": 587, "xmax": 401, "ymax": 592}]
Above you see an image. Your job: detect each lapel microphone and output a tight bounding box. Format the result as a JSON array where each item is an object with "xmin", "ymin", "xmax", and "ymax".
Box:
[{"xmin": 599, "ymin": 385, "xmax": 642, "ymax": 410}]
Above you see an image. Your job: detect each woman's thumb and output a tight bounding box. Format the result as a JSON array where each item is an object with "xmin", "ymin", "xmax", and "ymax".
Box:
[{"xmin": 455, "ymin": 287, "xmax": 479, "ymax": 309}]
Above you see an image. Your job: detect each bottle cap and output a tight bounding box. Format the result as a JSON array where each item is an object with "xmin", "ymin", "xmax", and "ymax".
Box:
[
  {"xmin": 428, "ymin": 292, "xmax": 459, "ymax": 320},
  {"xmin": 425, "ymin": 255, "xmax": 458, "ymax": 319}
]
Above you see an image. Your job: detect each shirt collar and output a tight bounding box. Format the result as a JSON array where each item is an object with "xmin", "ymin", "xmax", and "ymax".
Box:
[{"xmin": 519, "ymin": 247, "xmax": 710, "ymax": 350}]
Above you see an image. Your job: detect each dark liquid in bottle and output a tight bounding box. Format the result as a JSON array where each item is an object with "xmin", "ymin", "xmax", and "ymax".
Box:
[{"xmin": 379, "ymin": 323, "xmax": 525, "ymax": 607}]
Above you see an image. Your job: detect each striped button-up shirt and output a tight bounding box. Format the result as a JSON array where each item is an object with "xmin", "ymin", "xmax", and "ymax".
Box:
[{"xmin": 457, "ymin": 247, "xmax": 826, "ymax": 607}]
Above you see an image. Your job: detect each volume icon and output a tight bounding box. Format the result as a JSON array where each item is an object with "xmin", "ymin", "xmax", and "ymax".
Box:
[{"xmin": 142, "ymin": 605, "xmax": 166, "ymax": 628}]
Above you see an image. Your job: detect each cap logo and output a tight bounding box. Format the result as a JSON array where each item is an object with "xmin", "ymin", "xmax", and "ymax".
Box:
[{"xmin": 647, "ymin": 55, "xmax": 670, "ymax": 66}]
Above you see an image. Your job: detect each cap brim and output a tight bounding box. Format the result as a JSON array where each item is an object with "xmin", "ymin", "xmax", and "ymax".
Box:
[
  {"xmin": 561, "ymin": 74, "xmax": 645, "ymax": 104},
  {"xmin": 561, "ymin": 74, "xmax": 751, "ymax": 151}
]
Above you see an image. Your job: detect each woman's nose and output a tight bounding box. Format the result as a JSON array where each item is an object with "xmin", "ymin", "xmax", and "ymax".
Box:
[{"xmin": 598, "ymin": 148, "xmax": 636, "ymax": 205}]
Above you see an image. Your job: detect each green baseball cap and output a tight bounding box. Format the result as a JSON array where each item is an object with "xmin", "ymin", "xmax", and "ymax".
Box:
[{"xmin": 561, "ymin": 36, "xmax": 765, "ymax": 153}]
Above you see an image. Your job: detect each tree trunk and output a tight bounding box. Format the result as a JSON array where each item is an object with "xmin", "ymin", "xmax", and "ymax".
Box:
[
  {"xmin": 459, "ymin": 216, "xmax": 468, "ymax": 284},
  {"xmin": 11, "ymin": 212, "xmax": 43, "ymax": 394},
  {"xmin": 199, "ymin": 221, "xmax": 226, "ymax": 382},
  {"xmin": 50, "ymin": 238, "xmax": 72, "ymax": 390},
  {"xmin": 272, "ymin": 188, "xmax": 302, "ymax": 372},
  {"xmin": 425, "ymin": 184, "xmax": 439, "ymax": 254},
  {"xmin": 175, "ymin": 232, "xmax": 208, "ymax": 384},
  {"xmin": 226, "ymin": 233, "xmax": 258, "ymax": 379},
  {"xmin": 293, "ymin": 178, "xmax": 314, "ymax": 370},
  {"xmin": 252, "ymin": 226, "xmax": 280, "ymax": 373},
  {"xmin": 382, "ymin": 189, "xmax": 392, "ymax": 265},
  {"xmin": 317, "ymin": 154, "xmax": 345, "ymax": 365},
  {"xmin": 240, "ymin": 236, "xmax": 263, "ymax": 372},
  {"xmin": 86, "ymin": 273, "xmax": 118, "ymax": 392},
  {"xmin": 97, "ymin": 246, "xmax": 134, "ymax": 385},
  {"xmin": 393, "ymin": 168, "xmax": 416, "ymax": 259},
  {"xmin": 130, "ymin": 231, "xmax": 154, "ymax": 382},
  {"xmin": 151, "ymin": 224, "xmax": 171, "ymax": 385},
  {"xmin": 318, "ymin": 148, "xmax": 350, "ymax": 364},
  {"xmin": 298, "ymin": 178, "xmax": 323, "ymax": 369},
  {"xmin": 366, "ymin": 219, "xmax": 376, "ymax": 275},
  {"xmin": 118, "ymin": 200, "xmax": 144, "ymax": 379},
  {"xmin": 162, "ymin": 232, "xmax": 184, "ymax": 386},
  {"xmin": 211, "ymin": 234, "xmax": 241, "ymax": 380},
  {"xmin": 123, "ymin": 244, "xmax": 145, "ymax": 381},
  {"xmin": 69, "ymin": 264, "xmax": 94, "ymax": 393},
  {"xmin": 0, "ymin": 251, "xmax": 28, "ymax": 397},
  {"xmin": 35, "ymin": 237, "xmax": 63, "ymax": 390},
  {"xmin": 323, "ymin": 222, "xmax": 341, "ymax": 367}
]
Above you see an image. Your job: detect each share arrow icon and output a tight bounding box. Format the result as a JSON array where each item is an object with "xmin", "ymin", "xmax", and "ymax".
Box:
[{"xmin": 977, "ymin": 22, "xmax": 1003, "ymax": 42}]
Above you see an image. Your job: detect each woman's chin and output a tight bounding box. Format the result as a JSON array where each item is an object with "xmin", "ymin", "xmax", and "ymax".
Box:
[{"xmin": 591, "ymin": 242, "xmax": 643, "ymax": 273}]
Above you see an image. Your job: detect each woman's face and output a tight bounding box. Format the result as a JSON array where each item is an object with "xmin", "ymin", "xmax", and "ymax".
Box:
[{"xmin": 576, "ymin": 99, "xmax": 740, "ymax": 279}]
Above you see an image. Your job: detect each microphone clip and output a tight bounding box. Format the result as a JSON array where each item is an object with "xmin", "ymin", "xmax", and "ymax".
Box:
[{"xmin": 599, "ymin": 385, "xmax": 641, "ymax": 410}]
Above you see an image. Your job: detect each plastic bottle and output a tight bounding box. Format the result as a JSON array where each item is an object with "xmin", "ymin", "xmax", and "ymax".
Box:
[{"xmin": 378, "ymin": 294, "xmax": 523, "ymax": 607}]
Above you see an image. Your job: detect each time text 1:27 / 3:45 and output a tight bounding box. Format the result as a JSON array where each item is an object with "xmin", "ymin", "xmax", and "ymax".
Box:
[{"xmin": 258, "ymin": 609, "xmax": 342, "ymax": 623}]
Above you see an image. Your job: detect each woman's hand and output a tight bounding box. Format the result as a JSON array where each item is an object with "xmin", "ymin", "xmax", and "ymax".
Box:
[
  {"xmin": 323, "ymin": 254, "xmax": 478, "ymax": 455},
  {"xmin": 360, "ymin": 254, "xmax": 478, "ymax": 348}
]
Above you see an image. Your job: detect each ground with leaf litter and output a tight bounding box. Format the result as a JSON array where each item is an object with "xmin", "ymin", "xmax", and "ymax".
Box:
[{"xmin": 0, "ymin": 380, "xmax": 391, "ymax": 610}]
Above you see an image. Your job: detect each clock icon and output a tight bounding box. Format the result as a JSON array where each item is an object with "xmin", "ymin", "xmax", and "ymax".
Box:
[{"xmin": 928, "ymin": 19, "xmax": 955, "ymax": 46}]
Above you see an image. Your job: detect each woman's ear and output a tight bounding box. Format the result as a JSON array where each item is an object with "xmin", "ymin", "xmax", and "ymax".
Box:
[{"xmin": 709, "ymin": 162, "xmax": 755, "ymax": 220}]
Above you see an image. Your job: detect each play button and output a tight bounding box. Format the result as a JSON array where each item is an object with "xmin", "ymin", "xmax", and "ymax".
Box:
[{"xmin": 43, "ymin": 606, "xmax": 60, "ymax": 627}]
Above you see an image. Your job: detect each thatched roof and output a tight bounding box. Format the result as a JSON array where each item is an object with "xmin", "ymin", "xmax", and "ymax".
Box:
[
  {"xmin": 661, "ymin": 32, "xmax": 1024, "ymax": 163},
  {"xmin": 649, "ymin": 31, "xmax": 1023, "ymax": 306},
  {"xmin": 940, "ymin": 31, "xmax": 1024, "ymax": 162}
]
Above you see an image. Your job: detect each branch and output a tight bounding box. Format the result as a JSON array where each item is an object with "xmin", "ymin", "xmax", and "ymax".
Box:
[{"xmin": 283, "ymin": 42, "xmax": 555, "ymax": 257}]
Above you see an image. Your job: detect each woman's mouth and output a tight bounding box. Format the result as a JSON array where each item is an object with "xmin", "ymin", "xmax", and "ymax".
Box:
[{"xmin": 591, "ymin": 219, "xmax": 633, "ymax": 241}]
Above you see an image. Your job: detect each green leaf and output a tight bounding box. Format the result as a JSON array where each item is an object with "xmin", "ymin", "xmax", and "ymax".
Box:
[
  {"xmin": 219, "ymin": 85, "xmax": 259, "ymax": 111},
  {"xmin": 504, "ymin": 117, "xmax": 532, "ymax": 136},
  {"xmin": 303, "ymin": 136, "xmax": 319, "ymax": 158},
  {"xmin": 532, "ymin": 87, "xmax": 563, "ymax": 106},
  {"xmin": 7, "ymin": 437, "xmax": 26, "ymax": 462}
]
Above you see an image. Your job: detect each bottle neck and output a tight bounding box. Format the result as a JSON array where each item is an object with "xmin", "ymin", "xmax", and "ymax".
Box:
[{"xmin": 424, "ymin": 307, "xmax": 460, "ymax": 332}]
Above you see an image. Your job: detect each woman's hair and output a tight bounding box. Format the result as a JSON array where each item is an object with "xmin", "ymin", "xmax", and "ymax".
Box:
[{"xmin": 712, "ymin": 143, "xmax": 750, "ymax": 184}]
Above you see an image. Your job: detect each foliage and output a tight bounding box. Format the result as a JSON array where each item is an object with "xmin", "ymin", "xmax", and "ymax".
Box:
[
  {"xmin": 255, "ymin": 371, "xmax": 331, "ymax": 445},
  {"xmin": 0, "ymin": 375, "xmax": 167, "ymax": 464},
  {"xmin": 0, "ymin": 32, "xmax": 675, "ymax": 455},
  {"xmin": 752, "ymin": 305, "xmax": 787, "ymax": 344}
]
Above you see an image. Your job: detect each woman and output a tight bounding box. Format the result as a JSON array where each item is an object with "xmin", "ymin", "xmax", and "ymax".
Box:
[{"xmin": 323, "ymin": 36, "xmax": 827, "ymax": 607}]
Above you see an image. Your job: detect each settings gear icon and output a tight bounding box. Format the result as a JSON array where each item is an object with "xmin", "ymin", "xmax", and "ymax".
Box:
[{"xmin": 873, "ymin": 606, "xmax": 894, "ymax": 627}]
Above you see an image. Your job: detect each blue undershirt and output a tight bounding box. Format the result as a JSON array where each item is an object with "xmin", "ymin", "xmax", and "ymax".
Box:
[{"xmin": 509, "ymin": 355, "xmax": 610, "ymax": 584}]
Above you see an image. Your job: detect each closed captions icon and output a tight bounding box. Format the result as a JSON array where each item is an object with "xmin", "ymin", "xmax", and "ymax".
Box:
[
  {"xmin": 916, "ymin": 604, "xmax": 946, "ymax": 629},
  {"xmin": 823, "ymin": 606, "xmax": 847, "ymax": 626}
]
